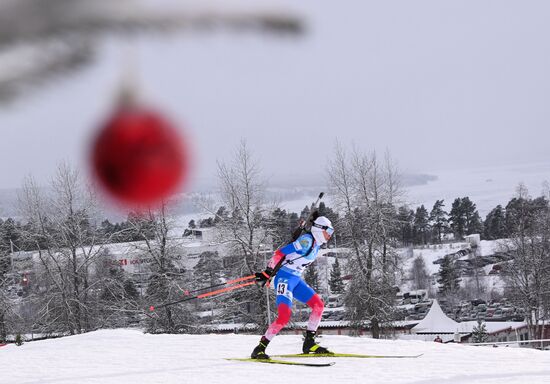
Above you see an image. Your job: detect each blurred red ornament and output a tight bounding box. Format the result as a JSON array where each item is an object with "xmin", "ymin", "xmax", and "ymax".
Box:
[{"xmin": 91, "ymin": 105, "xmax": 188, "ymax": 207}]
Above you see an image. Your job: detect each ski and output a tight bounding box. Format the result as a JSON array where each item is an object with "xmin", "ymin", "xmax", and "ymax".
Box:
[
  {"xmin": 226, "ymin": 358, "xmax": 335, "ymax": 367},
  {"xmin": 272, "ymin": 353, "xmax": 423, "ymax": 359}
]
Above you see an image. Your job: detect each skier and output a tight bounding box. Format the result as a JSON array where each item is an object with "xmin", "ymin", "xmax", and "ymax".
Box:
[{"xmin": 251, "ymin": 216, "xmax": 334, "ymax": 359}]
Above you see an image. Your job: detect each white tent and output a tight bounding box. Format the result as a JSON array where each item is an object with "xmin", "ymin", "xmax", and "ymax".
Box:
[
  {"xmin": 412, "ymin": 300, "xmax": 460, "ymax": 334},
  {"xmin": 409, "ymin": 300, "xmax": 527, "ymax": 343}
]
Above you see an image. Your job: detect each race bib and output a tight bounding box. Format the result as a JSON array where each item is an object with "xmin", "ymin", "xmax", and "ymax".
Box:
[{"xmin": 276, "ymin": 282, "xmax": 292, "ymax": 300}]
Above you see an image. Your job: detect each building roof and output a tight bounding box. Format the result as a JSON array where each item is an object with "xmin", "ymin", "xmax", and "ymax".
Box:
[{"xmin": 458, "ymin": 321, "xmax": 526, "ymax": 334}]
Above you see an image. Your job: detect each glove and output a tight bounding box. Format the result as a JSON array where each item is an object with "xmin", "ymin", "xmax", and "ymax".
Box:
[{"xmin": 255, "ymin": 267, "xmax": 274, "ymax": 284}]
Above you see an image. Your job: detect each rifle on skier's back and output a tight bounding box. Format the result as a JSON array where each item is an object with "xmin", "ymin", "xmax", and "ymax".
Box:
[
  {"xmin": 290, "ymin": 192, "xmax": 324, "ymax": 242},
  {"xmin": 261, "ymin": 192, "xmax": 324, "ymax": 286}
]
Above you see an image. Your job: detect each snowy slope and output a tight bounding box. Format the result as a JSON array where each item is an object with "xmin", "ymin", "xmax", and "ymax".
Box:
[
  {"xmin": 400, "ymin": 240, "xmax": 510, "ymax": 293},
  {"xmin": 402, "ymin": 242, "xmax": 471, "ymax": 275},
  {"xmin": 2, "ymin": 329, "xmax": 549, "ymax": 384}
]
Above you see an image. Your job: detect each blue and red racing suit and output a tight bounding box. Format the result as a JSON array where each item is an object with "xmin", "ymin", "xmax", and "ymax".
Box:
[{"xmin": 263, "ymin": 233, "xmax": 325, "ymax": 340}]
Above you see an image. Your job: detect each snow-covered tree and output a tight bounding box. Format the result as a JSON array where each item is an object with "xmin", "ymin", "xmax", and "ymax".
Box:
[
  {"xmin": 193, "ymin": 251, "xmax": 223, "ymax": 290},
  {"xmin": 410, "ymin": 256, "xmax": 430, "ymax": 290},
  {"xmin": 484, "ymin": 205, "xmax": 506, "ymax": 240},
  {"xmin": 472, "ymin": 320, "xmax": 489, "ymax": 343},
  {"xmin": 395, "ymin": 206, "xmax": 415, "ymax": 245},
  {"xmin": 429, "ymin": 200, "xmax": 448, "ymax": 243},
  {"xmin": 413, "ymin": 205, "xmax": 430, "ymax": 245},
  {"xmin": 437, "ymin": 255, "xmax": 461, "ymax": 296},
  {"xmin": 449, "ymin": 198, "xmax": 466, "ymax": 239},
  {"xmin": 0, "ymin": 270, "xmax": 11, "ymax": 341},
  {"xmin": 501, "ymin": 185, "xmax": 550, "ymax": 339},
  {"xmin": 304, "ymin": 263, "xmax": 320, "ymax": 292},
  {"xmin": 329, "ymin": 257, "xmax": 345, "ymax": 294},
  {"xmin": 0, "ymin": 221, "xmax": 12, "ymax": 340},
  {"xmin": 96, "ymin": 256, "xmax": 140, "ymax": 328},
  {"xmin": 265, "ymin": 208, "xmax": 296, "ymax": 248},
  {"xmin": 462, "ymin": 197, "xmax": 483, "ymax": 236},
  {"xmin": 449, "ymin": 197, "xmax": 483, "ymax": 239}
]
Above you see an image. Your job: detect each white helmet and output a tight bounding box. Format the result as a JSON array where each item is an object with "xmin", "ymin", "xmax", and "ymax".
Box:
[{"xmin": 310, "ymin": 216, "xmax": 334, "ymax": 245}]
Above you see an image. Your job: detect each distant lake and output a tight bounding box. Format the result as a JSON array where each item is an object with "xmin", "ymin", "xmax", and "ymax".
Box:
[
  {"xmin": 277, "ymin": 162, "xmax": 550, "ymax": 217},
  {"xmin": 405, "ymin": 162, "xmax": 550, "ymax": 215}
]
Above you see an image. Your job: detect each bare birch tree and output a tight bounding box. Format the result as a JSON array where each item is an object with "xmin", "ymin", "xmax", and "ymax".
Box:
[
  {"xmin": 128, "ymin": 202, "xmax": 195, "ymax": 333},
  {"xmin": 18, "ymin": 163, "xmax": 105, "ymax": 334},
  {"xmin": 328, "ymin": 143, "xmax": 403, "ymax": 338},
  {"xmin": 214, "ymin": 140, "xmax": 274, "ymax": 327}
]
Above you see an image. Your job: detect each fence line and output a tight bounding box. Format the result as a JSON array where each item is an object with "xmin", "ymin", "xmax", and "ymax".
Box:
[{"xmin": 468, "ymin": 338, "xmax": 550, "ymax": 348}]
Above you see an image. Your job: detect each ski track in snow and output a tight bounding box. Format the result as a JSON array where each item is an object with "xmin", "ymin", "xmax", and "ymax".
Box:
[{"xmin": 2, "ymin": 329, "xmax": 549, "ymax": 384}]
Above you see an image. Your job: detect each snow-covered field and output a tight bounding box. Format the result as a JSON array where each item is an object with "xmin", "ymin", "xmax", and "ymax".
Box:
[{"xmin": 2, "ymin": 329, "xmax": 549, "ymax": 384}]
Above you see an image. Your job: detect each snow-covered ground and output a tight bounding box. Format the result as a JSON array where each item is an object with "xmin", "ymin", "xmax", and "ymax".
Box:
[
  {"xmin": 402, "ymin": 242, "xmax": 470, "ymax": 276},
  {"xmin": 401, "ymin": 240, "xmax": 504, "ymax": 275},
  {"xmin": 2, "ymin": 329, "xmax": 549, "ymax": 384}
]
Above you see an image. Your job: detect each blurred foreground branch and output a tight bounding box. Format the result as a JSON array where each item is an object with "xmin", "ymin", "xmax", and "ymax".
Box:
[{"xmin": 0, "ymin": 0, "xmax": 305, "ymax": 104}]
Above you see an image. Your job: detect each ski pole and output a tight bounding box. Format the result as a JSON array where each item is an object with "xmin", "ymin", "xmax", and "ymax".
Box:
[
  {"xmin": 196, "ymin": 281, "xmax": 256, "ymax": 299},
  {"xmin": 148, "ymin": 276, "xmax": 256, "ymax": 312},
  {"xmin": 181, "ymin": 274, "xmax": 255, "ymax": 296}
]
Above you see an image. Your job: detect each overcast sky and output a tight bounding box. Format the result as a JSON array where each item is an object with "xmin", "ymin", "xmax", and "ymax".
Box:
[{"xmin": 1, "ymin": 0, "xmax": 549, "ymax": 191}]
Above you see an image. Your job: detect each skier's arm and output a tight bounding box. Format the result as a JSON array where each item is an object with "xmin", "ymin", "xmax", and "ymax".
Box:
[
  {"xmin": 255, "ymin": 248, "xmax": 287, "ymax": 283},
  {"xmin": 267, "ymin": 249, "xmax": 286, "ymax": 269},
  {"xmin": 255, "ymin": 235, "xmax": 312, "ymax": 283},
  {"xmin": 267, "ymin": 235, "xmax": 312, "ymax": 269},
  {"xmin": 254, "ymin": 249, "xmax": 286, "ymax": 283}
]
